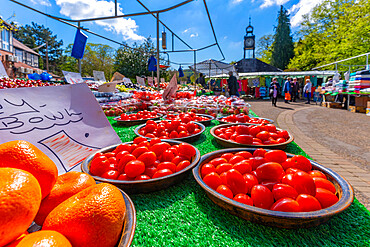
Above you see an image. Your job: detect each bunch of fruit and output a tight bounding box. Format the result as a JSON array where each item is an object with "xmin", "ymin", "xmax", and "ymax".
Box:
[
  {"xmin": 90, "ymin": 137, "xmax": 196, "ymax": 180},
  {"xmin": 165, "ymin": 112, "xmax": 211, "ymax": 122},
  {"xmin": 187, "ymin": 107, "xmax": 217, "ymax": 118},
  {"xmin": 220, "ymin": 106, "xmax": 250, "ymax": 116},
  {"xmin": 214, "ymin": 124, "xmax": 290, "ymax": 145},
  {"xmin": 200, "ymin": 149, "xmax": 339, "ymax": 212},
  {"xmin": 118, "ymin": 111, "xmax": 160, "ymax": 121},
  {"xmin": 219, "ymin": 113, "xmax": 270, "ymax": 125},
  {"xmin": 138, "ymin": 120, "xmax": 202, "ymax": 139},
  {"xmin": 175, "ymin": 91, "xmax": 194, "ymax": 99},
  {"xmin": 102, "ymin": 105, "xmax": 124, "ymax": 117},
  {"xmin": 133, "ymin": 91, "xmax": 163, "ymax": 101},
  {"xmin": 0, "ymin": 140, "xmax": 125, "ymax": 247},
  {"xmin": 0, "ymin": 78, "xmax": 54, "ymax": 89}
]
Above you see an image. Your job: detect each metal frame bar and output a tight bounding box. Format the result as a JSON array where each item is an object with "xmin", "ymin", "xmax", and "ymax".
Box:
[{"xmin": 313, "ymin": 52, "xmax": 370, "ymax": 70}]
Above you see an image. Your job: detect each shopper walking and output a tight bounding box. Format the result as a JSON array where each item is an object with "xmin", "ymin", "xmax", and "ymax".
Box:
[
  {"xmin": 269, "ymin": 77, "xmax": 280, "ymax": 107},
  {"xmin": 196, "ymin": 73, "xmax": 206, "ymax": 89},
  {"xmin": 227, "ymin": 71, "xmax": 238, "ymax": 97},
  {"xmin": 283, "ymin": 77, "xmax": 291, "ymax": 103},
  {"xmin": 303, "ymin": 79, "xmax": 312, "ymax": 104},
  {"xmin": 290, "ymin": 78, "xmax": 299, "ymax": 102}
]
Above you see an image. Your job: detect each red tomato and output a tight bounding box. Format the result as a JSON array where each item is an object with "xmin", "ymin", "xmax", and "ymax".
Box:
[
  {"xmin": 152, "ymin": 168, "xmax": 174, "ymax": 178},
  {"xmin": 236, "ymin": 125, "xmax": 249, "ymax": 135},
  {"xmin": 169, "ymin": 130, "xmax": 179, "ymax": 138},
  {"xmin": 144, "ymin": 166, "xmax": 157, "ymax": 178},
  {"xmin": 210, "ymin": 157, "xmax": 228, "ymax": 167},
  {"xmin": 235, "ymin": 135, "xmax": 253, "ymax": 144},
  {"xmin": 265, "ymin": 124, "xmax": 277, "ymax": 132},
  {"xmin": 138, "ymin": 141, "xmax": 150, "ymax": 148},
  {"xmin": 256, "ymin": 131, "xmax": 270, "ymax": 141},
  {"xmin": 221, "ymin": 153, "xmax": 234, "ymax": 161},
  {"xmin": 264, "ymin": 150, "xmax": 287, "ymax": 164},
  {"xmin": 281, "ymin": 174, "xmax": 294, "ymax": 186},
  {"xmin": 150, "ymin": 142, "xmax": 171, "ymax": 157},
  {"xmin": 249, "ymin": 126, "xmax": 261, "ymax": 137},
  {"xmin": 260, "ymin": 181, "xmax": 278, "ymax": 191},
  {"xmin": 90, "ymin": 155, "xmax": 110, "ymax": 176},
  {"xmin": 296, "ymin": 194, "xmax": 322, "ymax": 212},
  {"xmin": 229, "ymin": 155, "xmax": 244, "ymax": 165},
  {"xmin": 101, "ymin": 170, "xmax": 119, "ymax": 180},
  {"xmin": 118, "ymin": 154, "xmax": 136, "ymax": 173},
  {"xmin": 178, "ymin": 143, "xmax": 196, "ymax": 158},
  {"xmin": 243, "ymin": 173, "xmax": 259, "ymax": 194},
  {"xmin": 157, "ymin": 162, "xmax": 177, "ymax": 173},
  {"xmin": 176, "ymin": 160, "xmax": 191, "ymax": 172},
  {"xmin": 203, "ymin": 172, "xmax": 222, "ymax": 190},
  {"xmin": 115, "ymin": 144, "xmax": 131, "ymax": 153},
  {"xmin": 249, "ymin": 157, "xmax": 266, "ymax": 170},
  {"xmin": 315, "ymin": 188, "xmax": 339, "ymax": 209},
  {"xmin": 132, "ymin": 146, "xmax": 149, "ymax": 158},
  {"xmin": 291, "ymin": 171, "xmax": 316, "ymax": 196},
  {"xmin": 251, "ymin": 185, "xmax": 274, "ymax": 210},
  {"xmin": 286, "ymin": 168, "xmax": 302, "ymax": 175},
  {"xmin": 309, "ymin": 170, "xmax": 327, "ymax": 179},
  {"xmin": 272, "ymin": 183, "xmax": 298, "ymax": 201},
  {"xmin": 255, "ymin": 162, "xmax": 285, "ymax": 182},
  {"xmin": 145, "ymin": 124, "xmax": 156, "ymax": 133},
  {"xmin": 171, "ymin": 155, "xmax": 187, "ymax": 165},
  {"xmin": 215, "ymin": 163, "xmax": 233, "ymax": 174},
  {"xmin": 253, "ymin": 148, "xmax": 267, "ymax": 157},
  {"xmin": 137, "ymin": 151, "xmax": 157, "ymax": 166},
  {"xmin": 220, "ymin": 172, "xmax": 228, "ymax": 185},
  {"xmin": 186, "ymin": 122, "xmax": 196, "ymax": 133},
  {"xmin": 270, "ymin": 198, "xmax": 301, "ymax": 212},
  {"xmin": 234, "ymin": 193, "xmax": 253, "ymax": 206},
  {"xmin": 117, "ymin": 173, "xmax": 134, "ymax": 181},
  {"xmin": 226, "ymin": 169, "xmax": 247, "ymax": 195},
  {"xmin": 135, "ymin": 174, "xmax": 151, "ymax": 180},
  {"xmin": 125, "ymin": 160, "xmax": 145, "ymax": 178},
  {"xmin": 133, "ymin": 136, "xmax": 147, "ymax": 144},
  {"xmin": 115, "ymin": 151, "xmax": 130, "ymax": 163},
  {"xmin": 281, "ymin": 158, "xmax": 295, "ymax": 170},
  {"xmin": 216, "ymin": 185, "xmax": 234, "ymax": 199},
  {"xmin": 291, "ymin": 155, "xmax": 312, "ymax": 172},
  {"xmin": 233, "ymin": 160, "xmax": 252, "ymax": 174},
  {"xmin": 313, "ymin": 177, "xmax": 336, "ymax": 194},
  {"xmin": 235, "ymin": 151, "xmax": 252, "ymax": 159}
]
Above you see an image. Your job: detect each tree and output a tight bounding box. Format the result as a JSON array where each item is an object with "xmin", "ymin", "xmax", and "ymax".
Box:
[
  {"xmin": 13, "ymin": 22, "xmax": 63, "ymax": 75},
  {"xmin": 270, "ymin": 6, "xmax": 294, "ymax": 70},
  {"xmin": 256, "ymin": 34, "xmax": 273, "ymax": 63},
  {"xmin": 288, "ymin": 0, "xmax": 370, "ymax": 71}
]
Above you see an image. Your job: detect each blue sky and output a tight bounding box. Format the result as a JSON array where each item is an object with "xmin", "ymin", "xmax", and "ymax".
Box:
[{"xmin": 1, "ymin": 0, "xmax": 323, "ymax": 69}]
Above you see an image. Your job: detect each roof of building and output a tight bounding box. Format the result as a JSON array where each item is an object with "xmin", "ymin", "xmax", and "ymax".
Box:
[
  {"xmin": 235, "ymin": 58, "xmax": 282, "ymax": 73},
  {"xmin": 12, "ymin": 38, "xmax": 40, "ymax": 56}
]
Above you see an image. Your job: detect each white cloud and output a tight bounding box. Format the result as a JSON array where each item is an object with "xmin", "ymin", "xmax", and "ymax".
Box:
[
  {"xmin": 55, "ymin": 0, "xmax": 144, "ymax": 41},
  {"xmin": 230, "ymin": 0, "xmax": 244, "ymax": 5},
  {"xmin": 30, "ymin": 0, "xmax": 51, "ymax": 7},
  {"xmin": 260, "ymin": 0, "xmax": 289, "ymax": 9},
  {"xmin": 190, "ymin": 33, "xmax": 199, "ymax": 38},
  {"xmin": 289, "ymin": 0, "xmax": 324, "ymax": 27},
  {"xmin": 182, "ymin": 28, "xmax": 190, "ymax": 34}
]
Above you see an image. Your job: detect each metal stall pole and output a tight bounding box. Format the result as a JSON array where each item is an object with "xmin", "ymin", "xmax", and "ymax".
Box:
[
  {"xmin": 194, "ymin": 50, "xmax": 197, "ymax": 94},
  {"xmin": 156, "ymin": 12, "xmax": 160, "ymax": 91},
  {"xmin": 78, "ymin": 22, "xmax": 82, "ymax": 74},
  {"xmin": 208, "ymin": 61, "xmax": 211, "ymax": 89}
]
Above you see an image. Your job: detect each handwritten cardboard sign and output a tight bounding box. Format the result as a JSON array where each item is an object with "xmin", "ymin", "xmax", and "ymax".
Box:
[
  {"xmin": 62, "ymin": 70, "xmax": 84, "ymax": 84},
  {"xmin": 136, "ymin": 76, "xmax": 145, "ymax": 86},
  {"xmin": 0, "ymin": 60, "xmax": 8, "ymax": 78},
  {"xmin": 0, "ymin": 83, "xmax": 121, "ymax": 174},
  {"xmin": 162, "ymin": 74, "xmax": 178, "ymax": 100},
  {"xmin": 93, "ymin": 70, "xmax": 106, "ymax": 82},
  {"xmin": 98, "ymin": 82, "xmax": 118, "ymax": 93}
]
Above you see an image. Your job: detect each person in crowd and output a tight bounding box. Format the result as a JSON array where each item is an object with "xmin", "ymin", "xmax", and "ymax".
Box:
[
  {"xmin": 196, "ymin": 73, "xmax": 206, "ymax": 89},
  {"xmin": 269, "ymin": 77, "xmax": 280, "ymax": 107},
  {"xmin": 303, "ymin": 78, "xmax": 312, "ymax": 104},
  {"xmin": 227, "ymin": 71, "xmax": 238, "ymax": 96},
  {"xmin": 290, "ymin": 77, "xmax": 299, "ymax": 102},
  {"xmin": 283, "ymin": 77, "xmax": 291, "ymax": 103}
]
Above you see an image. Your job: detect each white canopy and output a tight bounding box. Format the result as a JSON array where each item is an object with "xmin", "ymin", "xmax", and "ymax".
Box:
[{"xmin": 189, "ymin": 59, "xmax": 237, "ymax": 78}]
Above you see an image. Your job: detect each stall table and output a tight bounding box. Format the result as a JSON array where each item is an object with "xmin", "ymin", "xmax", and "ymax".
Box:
[{"xmin": 107, "ymin": 112, "xmax": 370, "ymax": 246}]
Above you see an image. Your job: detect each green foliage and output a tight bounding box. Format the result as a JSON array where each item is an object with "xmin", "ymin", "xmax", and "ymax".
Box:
[
  {"xmin": 13, "ymin": 22, "xmax": 63, "ymax": 75},
  {"xmin": 288, "ymin": 0, "xmax": 370, "ymax": 71},
  {"xmin": 270, "ymin": 6, "xmax": 294, "ymax": 70},
  {"xmin": 256, "ymin": 34, "xmax": 273, "ymax": 64}
]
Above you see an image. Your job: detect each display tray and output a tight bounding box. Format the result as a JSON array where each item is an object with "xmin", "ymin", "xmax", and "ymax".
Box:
[
  {"xmin": 81, "ymin": 140, "xmax": 200, "ymax": 194},
  {"xmin": 192, "ymin": 148, "xmax": 354, "ymax": 229},
  {"xmin": 163, "ymin": 113, "xmax": 215, "ymax": 126},
  {"xmin": 210, "ymin": 123, "xmax": 294, "ymax": 150},
  {"xmin": 217, "ymin": 116, "xmax": 274, "ymax": 125},
  {"xmin": 28, "ymin": 188, "xmax": 136, "ymax": 247},
  {"xmin": 114, "ymin": 113, "xmax": 163, "ymax": 127},
  {"xmin": 134, "ymin": 120, "xmax": 206, "ymax": 143}
]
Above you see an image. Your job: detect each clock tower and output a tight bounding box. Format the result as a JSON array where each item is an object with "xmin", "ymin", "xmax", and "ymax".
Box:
[{"xmin": 244, "ymin": 18, "xmax": 255, "ymax": 59}]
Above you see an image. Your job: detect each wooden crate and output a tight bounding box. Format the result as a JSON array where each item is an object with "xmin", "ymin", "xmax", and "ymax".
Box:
[{"xmin": 327, "ymin": 102, "xmax": 342, "ymax": 109}]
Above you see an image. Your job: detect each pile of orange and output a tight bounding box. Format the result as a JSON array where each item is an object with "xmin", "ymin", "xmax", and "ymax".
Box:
[{"xmin": 0, "ymin": 140, "xmax": 126, "ymax": 247}]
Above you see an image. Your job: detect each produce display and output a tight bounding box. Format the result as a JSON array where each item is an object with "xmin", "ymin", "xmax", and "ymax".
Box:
[
  {"xmin": 89, "ymin": 137, "xmax": 197, "ymax": 181},
  {"xmin": 137, "ymin": 120, "xmax": 203, "ymax": 139},
  {"xmin": 213, "ymin": 124, "xmax": 290, "ymax": 145},
  {"xmin": 219, "ymin": 113, "xmax": 272, "ymax": 125},
  {"xmin": 199, "ymin": 149, "xmax": 339, "ymax": 212},
  {"xmin": 0, "ymin": 78, "xmax": 56, "ymax": 89},
  {"xmin": 165, "ymin": 112, "xmax": 212, "ymax": 123},
  {"xmin": 118, "ymin": 110, "xmax": 161, "ymax": 121},
  {"xmin": 0, "ymin": 140, "xmax": 126, "ymax": 247}
]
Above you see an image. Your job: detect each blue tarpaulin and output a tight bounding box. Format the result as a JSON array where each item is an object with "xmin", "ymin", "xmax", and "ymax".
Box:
[
  {"xmin": 71, "ymin": 29, "xmax": 88, "ymax": 59},
  {"xmin": 148, "ymin": 56, "xmax": 157, "ymax": 71}
]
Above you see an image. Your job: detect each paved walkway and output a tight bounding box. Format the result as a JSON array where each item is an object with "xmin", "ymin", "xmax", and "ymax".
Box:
[{"xmin": 276, "ymin": 106, "xmax": 370, "ymax": 209}]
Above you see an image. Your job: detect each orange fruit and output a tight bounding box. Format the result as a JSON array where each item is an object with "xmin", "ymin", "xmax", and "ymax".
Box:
[
  {"xmin": 43, "ymin": 183, "xmax": 126, "ymax": 247},
  {"xmin": 0, "ymin": 168, "xmax": 41, "ymax": 246},
  {"xmin": 0, "ymin": 140, "xmax": 58, "ymax": 199},
  {"xmin": 34, "ymin": 171, "xmax": 96, "ymax": 225},
  {"xmin": 15, "ymin": 230, "xmax": 72, "ymax": 247},
  {"xmin": 3, "ymin": 232, "xmax": 28, "ymax": 247}
]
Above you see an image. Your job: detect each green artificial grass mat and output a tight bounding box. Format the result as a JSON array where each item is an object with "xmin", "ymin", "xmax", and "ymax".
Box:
[{"xmin": 107, "ymin": 114, "xmax": 370, "ymax": 247}]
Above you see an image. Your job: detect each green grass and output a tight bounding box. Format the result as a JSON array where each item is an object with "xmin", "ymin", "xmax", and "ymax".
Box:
[{"xmin": 108, "ymin": 115, "xmax": 370, "ymax": 247}]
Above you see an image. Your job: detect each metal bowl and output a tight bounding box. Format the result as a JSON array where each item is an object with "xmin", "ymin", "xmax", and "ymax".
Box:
[
  {"xmin": 81, "ymin": 140, "xmax": 201, "ymax": 194},
  {"xmin": 217, "ymin": 116, "xmax": 274, "ymax": 125},
  {"xmin": 117, "ymin": 188, "xmax": 136, "ymax": 246},
  {"xmin": 210, "ymin": 123, "xmax": 294, "ymax": 150},
  {"xmin": 163, "ymin": 113, "xmax": 215, "ymax": 126},
  {"xmin": 114, "ymin": 113, "xmax": 163, "ymax": 127},
  {"xmin": 134, "ymin": 120, "xmax": 206, "ymax": 143},
  {"xmin": 192, "ymin": 148, "xmax": 354, "ymax": 229}
]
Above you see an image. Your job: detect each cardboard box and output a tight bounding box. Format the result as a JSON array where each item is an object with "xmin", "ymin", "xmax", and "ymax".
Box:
[
  {"xmin": 367, "ymin": 100, "xmax": 370, "ymax": 108},
  {"xmin": 349, "ymin": 106, "xmax": 356, "ymax": 113},
  {"xmin": 355, "ymin": 96, "xmax": 368, "ymax": 107},
  {"xmin": 356, "ymin": 106, "xmax": 366, "ymax": 113},
  {"xmin": 327, "ymin": 102, "xmax": 342, "ymax": 109},
  {"xmin": 366, "ymin": 108, "xmax": 370, "ymax": 116}
]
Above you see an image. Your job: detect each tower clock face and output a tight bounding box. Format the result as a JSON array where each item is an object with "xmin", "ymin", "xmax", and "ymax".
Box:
[{"xmin": 244, "ymin": 37, "xmax": 255, "ymax": 49}]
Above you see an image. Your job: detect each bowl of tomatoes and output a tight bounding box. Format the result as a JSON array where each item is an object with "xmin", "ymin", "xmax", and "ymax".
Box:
[
  {"xmin": 134, "ymin": 120, "xmax": 206, "ymax": 143},
  {"xmin": 217, "ymin": 113, "xmax": 274, "ymax": 125},
  {"xmin": 210, "ymin": 123, "xmax": 293, "ymax": 150},
  {"xmin": 164, "ymin": 112, "xmax": 215, "ymax": 126},
  {"xmin": 81, "ymin": 137, "xmax": 201, "ymax": 194},
  {"xmin": 192, "ymin": 148, "xmax": 354, "ymax": 228},
  {"xmin": 114, "ymin": 111, "xmax": 163, "ymax": 126}
]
